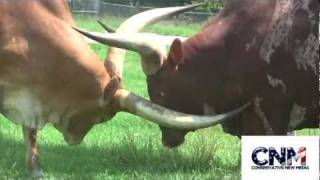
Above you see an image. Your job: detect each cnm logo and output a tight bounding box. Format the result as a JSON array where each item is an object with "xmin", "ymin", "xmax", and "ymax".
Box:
[{"xmin": 252, "ymin": 147, "xmax": 306, "ymax": 166}]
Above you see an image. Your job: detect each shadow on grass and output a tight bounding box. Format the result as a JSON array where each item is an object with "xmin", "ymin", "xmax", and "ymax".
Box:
[{"xmin": 0, "ymin": 130, "xmax": 240, "ymax": 179}]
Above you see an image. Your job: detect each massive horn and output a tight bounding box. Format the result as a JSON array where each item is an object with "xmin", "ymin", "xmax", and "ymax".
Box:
[
  {"xmin": 115, "ymin": 89, "xmax": 250, "ymax": 129},
  {"xmin": 74, "ymin": 28, "xmax": 167, "ymax": 74},
  {"xmin": 104, "ymin": 4, "xmax": 203, "ymax": 78}
]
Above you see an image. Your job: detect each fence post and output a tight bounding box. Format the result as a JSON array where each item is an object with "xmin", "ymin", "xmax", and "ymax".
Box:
[
  {"xmin": 70, "ymin": 0, "xmax": 75, "ymax": 10},
  {"xmin": 93, "ymin": 0, "xmax": 101, "ymax": 15}
]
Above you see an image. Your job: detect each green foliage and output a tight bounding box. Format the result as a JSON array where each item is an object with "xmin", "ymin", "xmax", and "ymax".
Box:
[{"xmin": 191, "ymin": 0, "xmax": 224, "ymax": 13}]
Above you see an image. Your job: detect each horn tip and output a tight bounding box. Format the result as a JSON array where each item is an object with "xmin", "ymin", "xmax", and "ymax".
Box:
[
  {"xmin": 97, "ymin": 20, "xmax": 116, "ymax": 33},
  {"xmin": 72, "ymin": 26, "xmax": 84, "ymax": 34},
  {"xmin": 72, "ymin": 26, "xmax": 96, "ymax": 41},
  {"xmin": 189, "ymin": 2, "xmax": 206, "ymax": 8}
]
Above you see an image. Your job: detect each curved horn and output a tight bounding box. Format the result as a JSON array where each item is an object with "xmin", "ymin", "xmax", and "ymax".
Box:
[
  {"xmin": 115, "ymin": 89, "xmax": 250, "ymax": 129},
  {"xmin": 105, "ymin": 4, "xmax": 204, "ymax": 78},
  {"xmin": 97, "ymin": 20, "xmax": 116, "ymax": 33},
  {"xmin": 73, "ymin": 28, "xmax": 166, "ymax": 74}
]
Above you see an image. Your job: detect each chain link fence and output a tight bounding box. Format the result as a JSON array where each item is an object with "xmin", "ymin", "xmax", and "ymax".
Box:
[
  {"xmin": 69, "ymin": 0, "xmax": 218, "ymax": 22},
  {"xmin": 69, "ymin": 0, "xmax": 101, "ymax": 15}
]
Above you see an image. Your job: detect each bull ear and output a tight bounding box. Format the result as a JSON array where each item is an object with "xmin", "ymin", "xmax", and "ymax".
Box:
[{"xmin": 168, "ymin": 38, "xmax": 184, "ymax": 66}]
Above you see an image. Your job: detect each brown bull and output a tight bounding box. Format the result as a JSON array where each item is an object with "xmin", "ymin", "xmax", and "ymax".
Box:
[
  {"xmin": 0, "ymin": 0, "xmax": 247, "ymax": 177},
  {"xmin": 80, "ymin": 0, "xmax": 319, "ymax": 147}
]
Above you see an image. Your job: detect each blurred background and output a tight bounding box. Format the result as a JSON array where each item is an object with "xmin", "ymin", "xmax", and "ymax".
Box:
[{"xmin": 68, "ymin": 0, "xmax": 224, "ymax": 22}]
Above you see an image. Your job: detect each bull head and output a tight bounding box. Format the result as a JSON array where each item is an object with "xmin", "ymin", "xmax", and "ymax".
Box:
[{"xmin": 76, "ymin": 4, "xmax": 250, "ymax": 147}]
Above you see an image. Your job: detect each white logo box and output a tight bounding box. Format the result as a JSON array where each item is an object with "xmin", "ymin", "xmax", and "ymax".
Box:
[{"xmin": 241, "ymin": 136, "xmax": 319, "ymax": 180}]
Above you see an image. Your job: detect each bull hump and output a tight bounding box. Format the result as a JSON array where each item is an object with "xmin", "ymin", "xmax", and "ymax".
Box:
[{"xmin": 260, "ymin": 0, "xmax": 318, "ymax": 74}]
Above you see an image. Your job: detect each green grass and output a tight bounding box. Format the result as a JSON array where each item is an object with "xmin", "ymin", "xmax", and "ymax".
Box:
[{"xmin": 0, "ymin": 16, "xmax": 319, "ymax": 180}]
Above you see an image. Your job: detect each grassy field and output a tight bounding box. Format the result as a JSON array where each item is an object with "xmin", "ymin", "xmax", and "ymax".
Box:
[{"xmin": 0, "ymin": 16, "xmax": 319, "ymax": 180}]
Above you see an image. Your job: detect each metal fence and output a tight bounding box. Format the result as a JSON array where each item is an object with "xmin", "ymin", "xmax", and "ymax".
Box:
[
  {"xmin": 69, "ymin": 0, "xmax": 102, "ymax": 15},
  {"xmin": 69, "ymin": 0, "xmax": 216, "ymax": 22}
]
